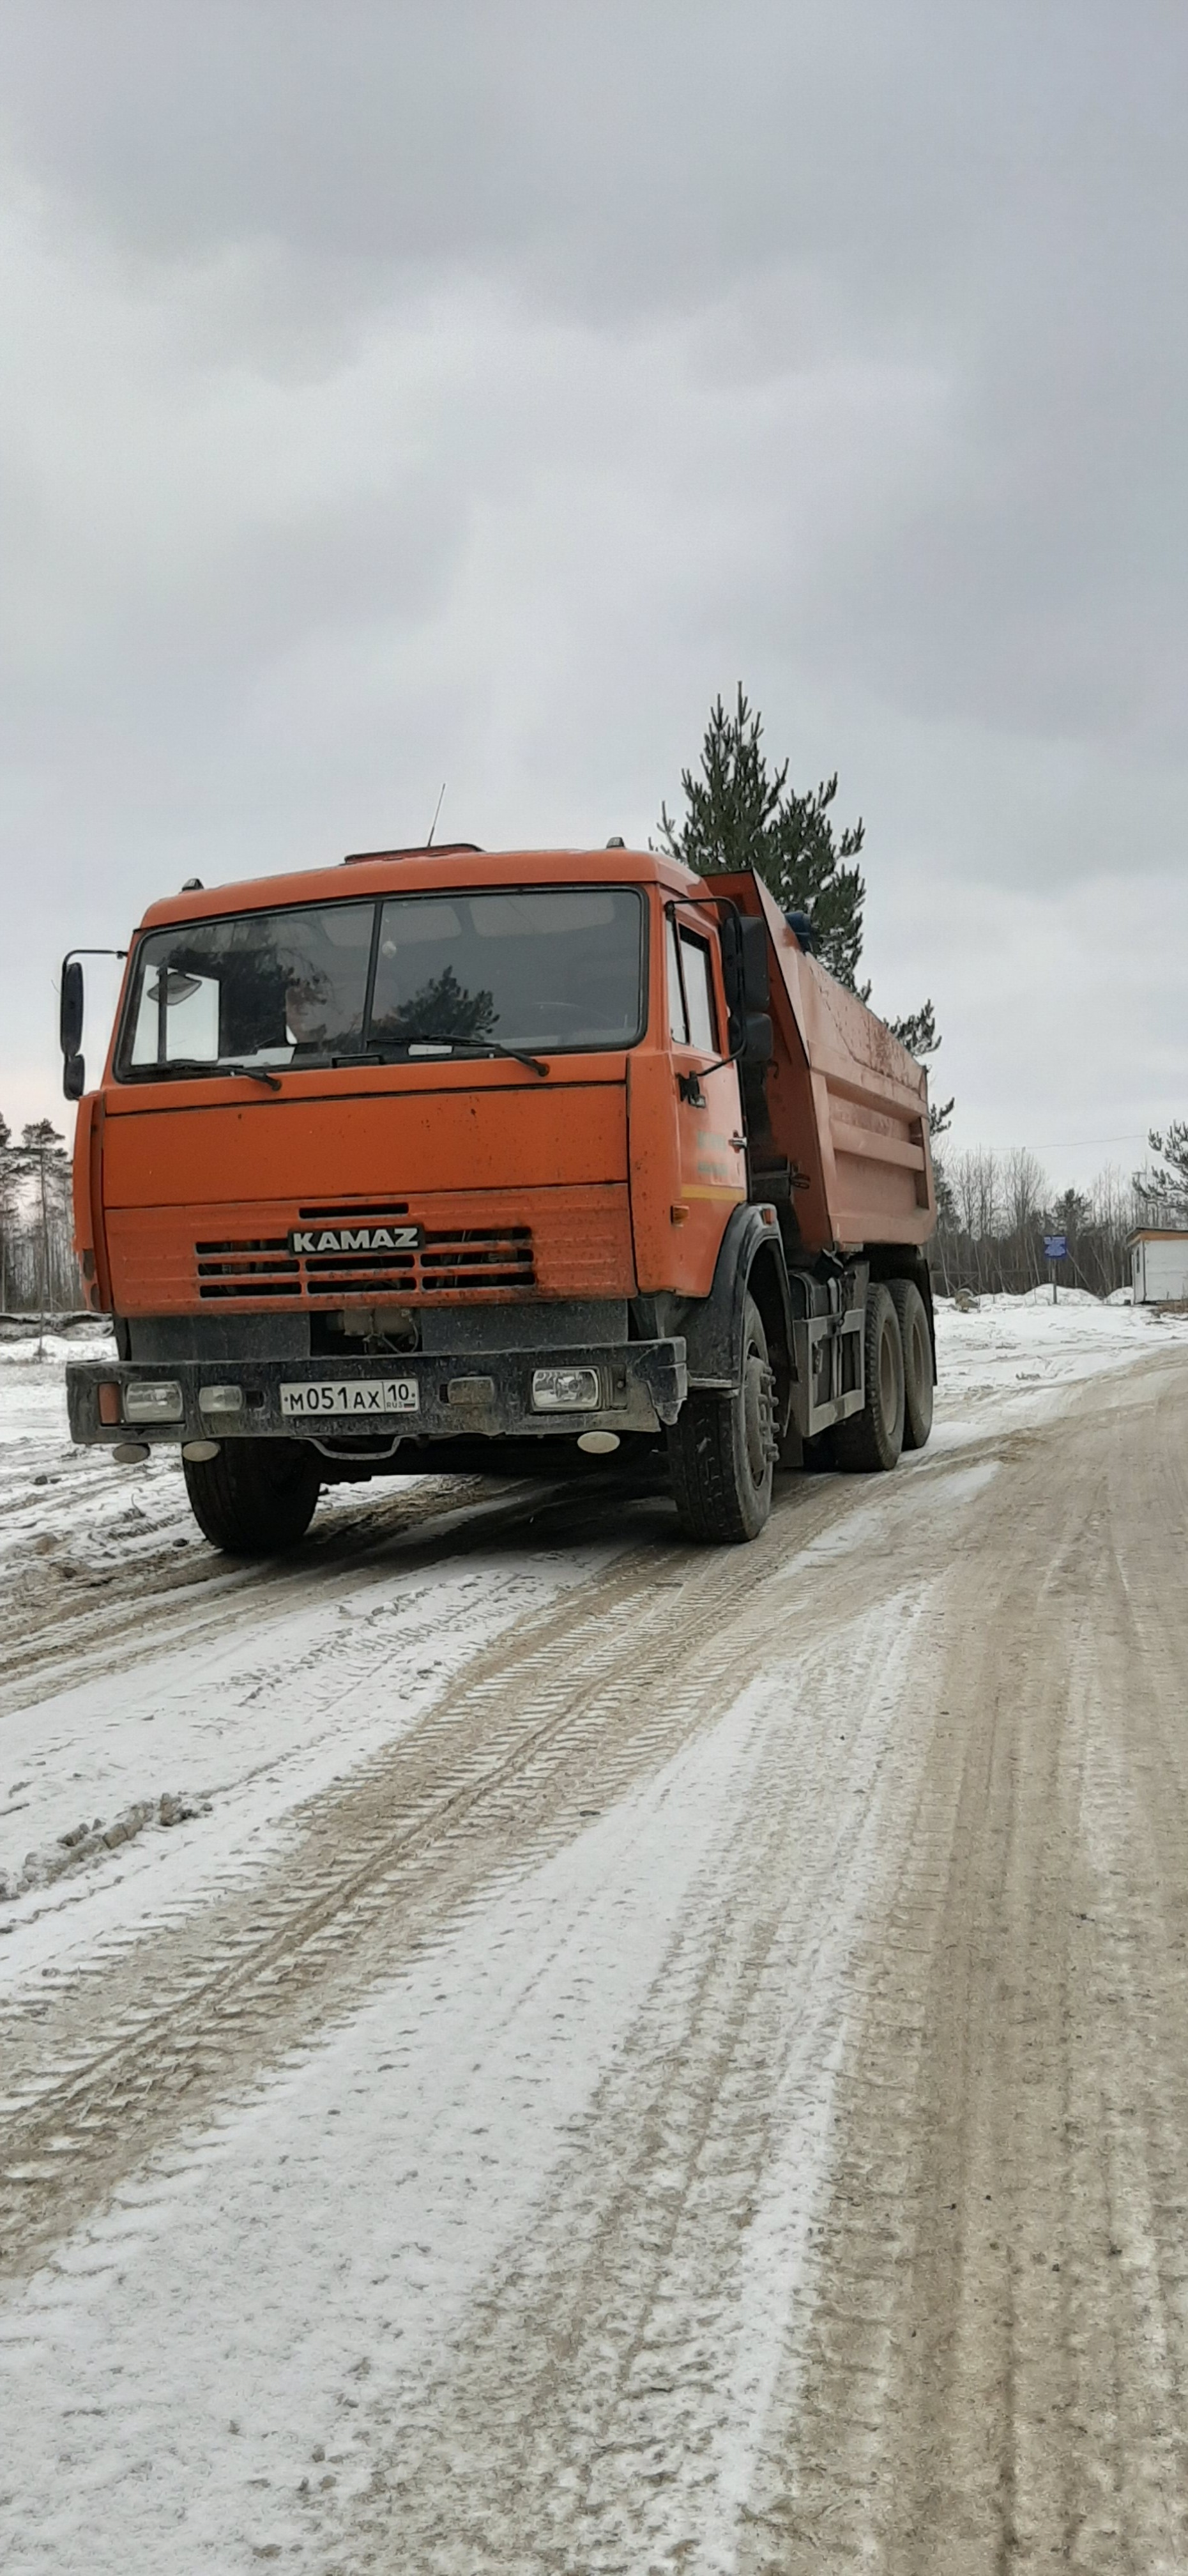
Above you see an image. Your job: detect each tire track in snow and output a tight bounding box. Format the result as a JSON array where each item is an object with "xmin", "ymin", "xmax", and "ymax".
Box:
[
  {"xmin": 736, "ymin": 1356, "xmax": 1188, "ymax": 2575},
  {"xmin": 0, "ymin": 1465, "xmax": 603, "ymax": 1716},
  {"xmin": 321, "ymin": 1596, "xmax": 934, "ymax": 2576},
  {"xmin": 0, "ymin": 1583, "xmax": 940, "ymax": 2576},
  {"xmin": 0, "ymin": 1457, "xmax": 987, "ymax": 2283}
]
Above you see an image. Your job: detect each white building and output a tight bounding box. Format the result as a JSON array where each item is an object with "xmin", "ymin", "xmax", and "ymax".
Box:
[{"xmin": 1129, "ymin": 1228, "xmax": 1188, "ymax": 1304}]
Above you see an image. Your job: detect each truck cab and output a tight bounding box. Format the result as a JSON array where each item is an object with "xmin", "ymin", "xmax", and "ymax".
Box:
[{"xmin": 62, "ymin": 841, "xmax": 936, "ymax": 1550}]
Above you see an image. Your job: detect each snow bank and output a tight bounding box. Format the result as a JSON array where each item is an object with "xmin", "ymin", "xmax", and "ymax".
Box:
[{"xmin": 930, "ymin": 1287, "xmax": 1188, "ymax": 1449}]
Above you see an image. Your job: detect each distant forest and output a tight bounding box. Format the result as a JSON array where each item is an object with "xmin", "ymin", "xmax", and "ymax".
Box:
[
  {"xmin": 0, "ymin": 1118, "xmax": 80, "ymax": 1314},
  {"xmin": 931, "ymin": 1149, "xmax": 1141, "ymax": 1301}
]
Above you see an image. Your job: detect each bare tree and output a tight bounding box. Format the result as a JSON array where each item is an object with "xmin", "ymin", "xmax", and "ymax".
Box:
[
  {"xmin": 933, "ymin": 1149, "xmax": 1139, "ymax": 1300},
  {"xmin": 1002, "ymin": 1147, "xmax": 1047, "ymax": 1241}
]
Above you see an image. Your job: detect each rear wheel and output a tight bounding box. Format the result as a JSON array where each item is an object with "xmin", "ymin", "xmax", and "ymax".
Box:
[
  {"xmin": 889, "ymin": 1277, "xmax": 934, "ymax": 1450},
  {"xmin": 183, "ymin": 1439, "xmax": 321, "ymax": 1554},
  {"xmin": 668, "ymin": 1292, "xmax": 776, "ymax": 1544},
  {"xmin": 832, "ymin": 1284, "xmax": 904, "ymax": 1473}
]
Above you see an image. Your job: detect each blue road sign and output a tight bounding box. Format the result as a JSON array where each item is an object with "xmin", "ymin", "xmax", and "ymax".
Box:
[{"xmin": 1044, "ymin": 1234, "xmax": 1068, "ymax": 1262}]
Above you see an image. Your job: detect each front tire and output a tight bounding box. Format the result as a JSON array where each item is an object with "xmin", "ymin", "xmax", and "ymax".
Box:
[
  {"xmin": 668, "ymin": 1292, "xmax": 776, "ymax": 1544},
  {"xmin": 183, "ymin": 1439, "xmax": 321, "ymax": 1554},
  {"xmin": 832, "ymin": 1284, "xmax": 904, "ymax": 1473},
  {"xmin": 888, "ymin": 1278, "xmax": 934, "ymax": 1450}
]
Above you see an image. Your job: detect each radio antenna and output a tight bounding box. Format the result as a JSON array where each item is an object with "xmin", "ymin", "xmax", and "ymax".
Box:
[{"xmin": 425, "ymin": 781, "xmax": 446, "ymax": 848}]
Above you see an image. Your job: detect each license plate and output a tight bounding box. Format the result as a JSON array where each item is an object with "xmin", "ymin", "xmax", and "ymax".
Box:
[{"xmin": 279, "ymin": 1377, "xmax": 420, "ymax": 1418}]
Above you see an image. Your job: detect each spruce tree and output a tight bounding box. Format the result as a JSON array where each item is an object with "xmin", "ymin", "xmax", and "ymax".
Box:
[{"xmin": 660, "ymin": 687, "xmax": 953, "ymax": 1135}]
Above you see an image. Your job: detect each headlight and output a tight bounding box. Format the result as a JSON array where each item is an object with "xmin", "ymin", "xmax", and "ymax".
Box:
[
  {"xmin": 123, "ymin": 1380, "xmax": 184, "ymax": 1423},
  {"xmin": 531, "ymin": 1367, "xmax": 600, "ymax": 1412}
]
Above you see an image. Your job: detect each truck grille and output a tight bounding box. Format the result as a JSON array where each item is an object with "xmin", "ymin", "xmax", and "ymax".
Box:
[{"xmin": 195, "ymin": 1206, "xmax": 535, "ymax": 1303}]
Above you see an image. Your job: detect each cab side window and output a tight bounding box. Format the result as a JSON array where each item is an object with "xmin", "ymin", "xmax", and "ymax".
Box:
[
  {"xmin": 678, "ymin": 929, "xmax": 717, "ymax": 1053},
  {"xmin": 666, "ymin": 917, "xmax": 718, "ymax": 1052},
  {"xmin": 666, "ymin": 917, "xmax": 687, "ymax": 1042}
]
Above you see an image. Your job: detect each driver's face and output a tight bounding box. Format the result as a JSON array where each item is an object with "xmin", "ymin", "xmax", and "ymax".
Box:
[{"xmin": 286, "ymin": 981, "xmax": 325, "ymax": 1042}]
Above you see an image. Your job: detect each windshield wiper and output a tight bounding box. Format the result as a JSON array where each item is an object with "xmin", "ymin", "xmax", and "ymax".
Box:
[
  {"xmin": 411, "ymin": 1032, "xmax": 549, "ymax": 1078},
  {"xmin": 227, "ymin": 1064, "xmax": 283, "ymax": 1092},
  {"xmin": 343, "ymin": 1032, "xmax": 549, "ymax": 1078},
  {"xmin": 128, "ymin": 1057, "xmax": 284, "ymax": 1090}
]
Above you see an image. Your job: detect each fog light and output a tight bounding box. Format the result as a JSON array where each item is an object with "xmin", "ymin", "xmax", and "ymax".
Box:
[
  {"xmin": 182, "ymin": 1440, "xmax": 220, "ymax": 1462},
  {"xmin": 123, "ymin": 1380, "xmax": 184, "ymax": 1423},
  {"xmin": 531, "ymin": 1367, "xmax": 600, "ymax": 1412},
  {"xmin": 112, "ymin": 1441, "xmax": 150, "ymax": 1465},
  {"xmin": 198, "ymin": 1384, "xmax": 243, "ymax": 1415},
  {"xmin": 577, "ymin": 1430, "xmax": 620, "ymax": 1455}
]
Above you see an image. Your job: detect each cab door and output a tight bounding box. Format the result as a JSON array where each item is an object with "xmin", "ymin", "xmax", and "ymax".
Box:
[{"xmin": 664, "ymin": 907, "xmax": 747, "ymax": 1287}]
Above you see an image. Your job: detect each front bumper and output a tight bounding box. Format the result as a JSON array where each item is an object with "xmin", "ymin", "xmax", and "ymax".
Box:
[{"xmin": 66, "ymin": 1340, "xmax": 688, "ymax": 1450}]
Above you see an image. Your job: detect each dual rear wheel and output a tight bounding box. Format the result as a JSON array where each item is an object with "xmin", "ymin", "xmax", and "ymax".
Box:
[
  {"xmin": 832, "ymin": 1277, "xmax": 933, "ymax": 1473},
  {"xmin": 671, "ymin": 1275, "xmax": 933, "ymax": 1542}
]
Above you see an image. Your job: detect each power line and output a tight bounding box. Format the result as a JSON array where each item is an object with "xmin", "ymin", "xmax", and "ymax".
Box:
[{"xmin": 1026, "ymin": 1133, "xmax": 1150, "ymax": 1151}]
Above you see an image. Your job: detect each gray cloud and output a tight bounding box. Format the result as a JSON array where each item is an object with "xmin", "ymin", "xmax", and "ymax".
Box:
[{"xmin": 2, "ymin": 1, "xmax": 1187, "ymax": 1182}]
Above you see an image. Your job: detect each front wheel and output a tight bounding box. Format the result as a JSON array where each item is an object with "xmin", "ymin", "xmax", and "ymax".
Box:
[
  {"xmin": 183, "ymin": 1439, "xmax": 321, "ymax": 1554},
  {"xmin": 668, "ymin": 1291, "xmax": 776, "ymax": 1544},
  {"xmin": 832, "ymin": 1285, "xmax": 904, "ymax": 1473}
]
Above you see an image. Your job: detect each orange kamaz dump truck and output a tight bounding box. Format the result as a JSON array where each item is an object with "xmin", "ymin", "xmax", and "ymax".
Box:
[{"xmin": 60, "ymin": 839, "xmax": 936, "ymax": 1551}]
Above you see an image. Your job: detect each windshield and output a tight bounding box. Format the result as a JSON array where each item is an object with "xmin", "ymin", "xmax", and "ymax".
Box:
[{"xmin": 117, "ymin": 887, "xmax": 646, "ymax": 1078}]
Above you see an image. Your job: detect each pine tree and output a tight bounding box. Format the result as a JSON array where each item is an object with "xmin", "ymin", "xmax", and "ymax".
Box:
[
  {"xmin": 16, "ymin": 1121, "xmax": 72, "ymax": 1328},
  {"xmin": 881, "ymin": 999, "xmax": 954, "ymax": 1138},
  {"xmin": 1135, "ymin": 1121, "xmax": 1188, "ymax": 1218},
  {"xmin": 659, "ymin": 689, "xmax": 866, "ymax": 987},
  {"xmin": 1047, "ymin": 1185, "xmax": 1091, "ymax": 1249},
  {"xmin": 660, "ymin": 687, "xmax": 953, "ymax": 1134}
]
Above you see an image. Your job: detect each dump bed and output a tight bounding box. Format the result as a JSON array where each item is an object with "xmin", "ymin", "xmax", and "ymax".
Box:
[{"xmin": 713, "ymin": 870, "xmax": 935, "ymax": 1254}]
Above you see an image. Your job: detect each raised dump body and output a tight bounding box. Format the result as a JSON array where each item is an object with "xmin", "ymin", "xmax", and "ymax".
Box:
[
  {"xmin": 61, "ymin": 842, "xmax": 939, "ymax": 1551},
  {"xmin": 712, "ymin": 871, "xmax": 934, "ymax": 1254}
]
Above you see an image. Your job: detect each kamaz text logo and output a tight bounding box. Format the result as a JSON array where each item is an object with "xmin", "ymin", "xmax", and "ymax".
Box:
[{"xmin": 289, "ymin": 1225, "xmax": 421, "ymax": 1255}]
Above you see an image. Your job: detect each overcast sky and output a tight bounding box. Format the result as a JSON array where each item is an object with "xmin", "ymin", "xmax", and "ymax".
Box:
[{"xmin": 3, "ymin": 1, "xmax": 1186, "ymax": 1190}]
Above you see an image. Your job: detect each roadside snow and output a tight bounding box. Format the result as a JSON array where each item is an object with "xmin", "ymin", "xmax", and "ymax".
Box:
[{"xmin": 929, "ymin": 1288, "xmax": 1188, "ymax": 1450}]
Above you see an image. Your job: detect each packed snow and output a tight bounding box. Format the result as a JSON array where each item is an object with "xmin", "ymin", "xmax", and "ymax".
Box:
[
  {"xmin": 2, "ymin": 1291, "xmax": 1186, "ymax": 2572},
  {"xmin": 0, "ymin": 1323, "xmax": 627, "ymax": 1975},
  {"xmin": 2, "ymin": 1293, "xmax": 1185, "ymax": 1953}
]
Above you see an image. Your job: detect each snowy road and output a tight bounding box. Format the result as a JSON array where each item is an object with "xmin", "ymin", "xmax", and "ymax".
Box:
[{"xmin": 3, "ymin": 1300, "xmax": 1188, "ymax": 2572}]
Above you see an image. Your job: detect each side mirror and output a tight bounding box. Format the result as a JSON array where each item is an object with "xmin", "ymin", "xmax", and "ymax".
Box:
[
  {"xmin": 60, "ymin": 958, "xmax": 84, "ymax": 1057},
  {"xmin": 720, "ymin": 914, "xmax": 770, "ymax": 1056},
  {"xmin": 742, "ymin": 1011, "xmax": 773, "ymax": 1065},
  {"xmin": 64, "ymin": 1052, "xmax": 86, "ymax": 1101}
]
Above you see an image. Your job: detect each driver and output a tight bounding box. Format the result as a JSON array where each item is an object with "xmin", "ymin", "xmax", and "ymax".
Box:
[{"xmin": 285, "ymin": 979, "xmax": 328, "ymax": 1047}]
